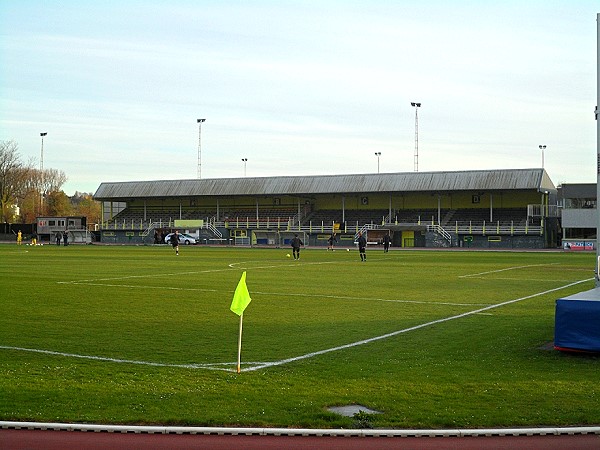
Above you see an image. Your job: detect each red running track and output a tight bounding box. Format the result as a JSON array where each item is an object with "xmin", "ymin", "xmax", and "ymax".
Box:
[{"xmin": 2, "ymin": 429, "xmax": 600, "ymax": 449}]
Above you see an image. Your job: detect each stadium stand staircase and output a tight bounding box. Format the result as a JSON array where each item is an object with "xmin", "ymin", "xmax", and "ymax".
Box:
[{"xmin": 426, "ymin": 224, "xmax": 453, "ymax": 246}]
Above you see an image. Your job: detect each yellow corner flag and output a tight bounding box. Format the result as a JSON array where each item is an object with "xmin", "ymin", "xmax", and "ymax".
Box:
[{"xmin": 230, "ymin": 271, "xmax": 252, "ymax": 316}]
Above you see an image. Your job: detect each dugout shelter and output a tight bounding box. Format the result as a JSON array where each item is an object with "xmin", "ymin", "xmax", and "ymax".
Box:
[{"xmin": 93, "ymin": 168, "xmax": 559, "ymax": 249}]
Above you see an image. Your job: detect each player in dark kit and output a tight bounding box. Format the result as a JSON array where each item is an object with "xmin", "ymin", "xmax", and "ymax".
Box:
[
  {"xmin": 171, "ymin": 230, "xmax": 180, "ymax": 256},
  {"xmin": 291, "ymin": 234, "xmax": 304, "ymax": 260},
  {"xmin": 357, "ymin": 232, "xmax": 367, "ymax": 262},
  {"xmin": 327, "ymin": 232, "xmax": 337, "ymax": 251},
  {"xmin": 383, "ymin": 234, "xmax": 391, "ymax": 253}
]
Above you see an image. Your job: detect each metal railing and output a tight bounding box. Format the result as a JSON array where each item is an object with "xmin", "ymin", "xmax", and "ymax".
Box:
[
  {"xmin": 206, "ymin": 222, "xmax": 222, "ymax": 238},
  {"xmin": 101, "ymin": 216, "xmax": 543, "ymax": 236},
  {"xmin": 451, "ymin": 220, "xmax": 543, "ymax": 236},
  {"xmin": 427, "ymin": 224, "xmax": 453, "ymax": 244}
]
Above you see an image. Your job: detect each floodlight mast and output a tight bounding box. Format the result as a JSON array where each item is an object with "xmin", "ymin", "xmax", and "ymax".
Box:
[
  {"xmin": 411, "ymin": 102, "xmax": 421, "ymax": 172},
  {"xmin": 197, "ymin": 119, "xmax": 206, "ymax": 179},
  {"xmin": 539, "ymin": 145, "xmax": 546, "ymax": 169},
  {"xmin": 40, "ymin": 132, "xmax": 47, "ymax": 215},
  {"xmin": 374, "ymin": 152, "xmax": 381, "ymax": 173}
]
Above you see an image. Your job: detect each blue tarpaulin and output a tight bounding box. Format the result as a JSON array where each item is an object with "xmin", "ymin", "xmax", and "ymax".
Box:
[{"xmin": 555, "ymin": 296, "xmax": 600, "ymax": 353}]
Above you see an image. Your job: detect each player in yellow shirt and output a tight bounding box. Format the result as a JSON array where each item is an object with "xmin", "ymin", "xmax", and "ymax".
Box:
[{"xmin": 17, "ymin": 230, "xmax": 22, "ymax": 245}]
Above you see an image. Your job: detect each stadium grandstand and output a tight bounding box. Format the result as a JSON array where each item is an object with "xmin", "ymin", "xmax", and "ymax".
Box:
[{"xmin": 93, "ymin": 168, "xmax": 559, "ymax": 249}]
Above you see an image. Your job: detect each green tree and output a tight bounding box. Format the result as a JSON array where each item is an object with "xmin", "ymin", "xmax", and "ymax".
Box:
[
  {"xmin": 73, "ymin": 192, "xmax": 101, "ymax": 228},
  {"xmin": 46, "ymin": 191, "xmax": 73, "ymax": 216}
]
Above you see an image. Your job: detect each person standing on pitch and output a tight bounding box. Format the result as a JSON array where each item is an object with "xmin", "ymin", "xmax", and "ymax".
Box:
[
  {"xmin": 357, "ymin": 232, "xmax": 367, "ymax": 262},
  {"xmin": 383, "ymin": 233, "xmax": 391, "ymax": 253},
  {"xmin": 171, "ymin": 230, "xmax": 180, "ymax": 256},
  {"xmin": 291, "ymin": 233, "xmax": 303, "ymax": 260},
  {"xmin": 16, "ymin": 230, "xmax": 22, "ymax": 245},
  {"xmin": 327, "ymin": 232, "xmax": 337, "ymax": 251}
]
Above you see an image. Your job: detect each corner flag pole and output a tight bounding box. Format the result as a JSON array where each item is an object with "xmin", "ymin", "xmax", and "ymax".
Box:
[
  {"xmin": 230, "ymin": 271, "xmax": 252, "ymax": 373},
  {"xmin": 237, "ymin": 313, "xmax": 244, "ymax": 374}
]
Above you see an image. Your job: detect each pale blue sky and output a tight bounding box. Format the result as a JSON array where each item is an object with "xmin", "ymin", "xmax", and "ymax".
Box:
[{"xmin": 0, "ymin": 1, "xmax": 597, "ymax": 195}]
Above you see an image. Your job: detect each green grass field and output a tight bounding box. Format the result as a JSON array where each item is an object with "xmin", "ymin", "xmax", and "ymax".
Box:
[{"xmin": 1, "ymin": 244, "xmax": 599, "ymax": 429}]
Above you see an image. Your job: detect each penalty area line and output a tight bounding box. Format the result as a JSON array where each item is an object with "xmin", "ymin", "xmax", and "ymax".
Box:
[
  {"xmin": 243, "ymin": 278, "xmax": 593, "ymax": 372},
  {"xmin": 459, "ymin": 263, "xmax": 559, "ymax": 278},
  {"xmin": 4, "ymin": 279, "xmax": 592, "ymax": 373}
]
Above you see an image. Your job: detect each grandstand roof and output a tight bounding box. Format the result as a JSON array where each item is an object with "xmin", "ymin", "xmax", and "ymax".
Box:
[{"xmin": 93, "ymin": 168, "xmax": 556, "ymax": 200}]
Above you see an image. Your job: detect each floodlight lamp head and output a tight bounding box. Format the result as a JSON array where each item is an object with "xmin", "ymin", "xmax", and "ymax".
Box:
[
  {"xmin": 40, "ymin": 132, "xmax": 47, "ymax": 137},
  {"xmin": 197, "ymin": 118, "xmax": 206, "ymax": 123}
]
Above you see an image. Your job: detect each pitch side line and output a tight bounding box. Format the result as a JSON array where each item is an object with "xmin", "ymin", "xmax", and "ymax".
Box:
[
  {"xmin": 0, "ymin": 345, "xmax": 241, "ymax": 372},
  {"xmin": 459, "ymin": 263, "xmax": 559, "ymax": 278},
  {"xmin": 242, "ymin": 278, "xmax": 593, "ymax": 372}
]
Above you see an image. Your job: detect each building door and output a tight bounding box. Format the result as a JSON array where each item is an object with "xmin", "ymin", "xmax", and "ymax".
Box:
[{"xmin": 402, "ymin": 230, "xmax": 415, "ymax": 247}]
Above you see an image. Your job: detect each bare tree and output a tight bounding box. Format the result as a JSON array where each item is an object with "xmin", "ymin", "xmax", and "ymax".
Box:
[
  {"xmin": 0, "ymin": 140, "xmax": 32, "ymax": 222},
  {"xmin": 43, "ymin": 167, "xmax": 68, "ymax": 194},
  {"xmin": 1, "ymin": 139, "xmax": 71, "ymax": 222}
]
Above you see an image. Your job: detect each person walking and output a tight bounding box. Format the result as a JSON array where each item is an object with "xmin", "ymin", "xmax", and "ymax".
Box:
[
  {"xmin": 327, "ymin": 232, "xmax": 337, "ymax": 251},
  {"xmin": 55, "ymin": 231, "xmax": 62, "ymax": 246},
  {"xmin": 357, "ymin": 232, "xmax": 367, "ymax": 262},
  {"xmin": 171, "ymin": 230, "xmax": 180, "ymax": 256},
  {"xmin": 383, "ymin": 233, "xmax": 391, "ymax": 253},
  {"xmin": 63, "ymin": 230, "xmax": 68, "ymax": 246},
  {"xmin": 291, "ymin": 234, "xmax": 304, "ymax": 260}
]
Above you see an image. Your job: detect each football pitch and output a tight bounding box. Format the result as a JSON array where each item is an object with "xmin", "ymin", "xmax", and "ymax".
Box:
[{"xmin": 1, "ymin": 244, "xmax": 599, "ymax": 429}]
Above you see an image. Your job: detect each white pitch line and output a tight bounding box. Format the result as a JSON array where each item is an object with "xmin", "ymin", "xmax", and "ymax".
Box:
[
  {"xmin": 227, "ymin": 259, "xmax": 342, "ymax": 270},
  {"xmin": 55, "ymin": 280, "xmax": 489, "ymax": 307},
  {"xmin": 461, "ymin": 277, "xmax": 575, "ymax": 283},
  {"xmin": 242, "ymin": 278, "xmax": 593, "ymax": 372},
  {"xmin": 58, "ymin": 282, "xmax": 219, "ymax": 292},
  {"xmin": 459, "ymin": 263, "xmax": 560, "ymax": 278},
  {"xmin": 2, "ymin": 278, "xmax": 592, "ymax": 373},
  {"xmin": 250, "ymin": 290, "xmax": 489, "ymax": 307},
  {"xmin": 62, "ymin": 259, "xmax": 481, "ymax": 305},
  {"xmin": 59, "ymin": 259, "xmax": 337, "ymax": 285},
  {"xmin": 59, "ymin": 267, "xmax": 238, "ymax": 284},
  {"xmin": 0, "ymin": 345, "xmax": 233, "ymax": 372}
]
